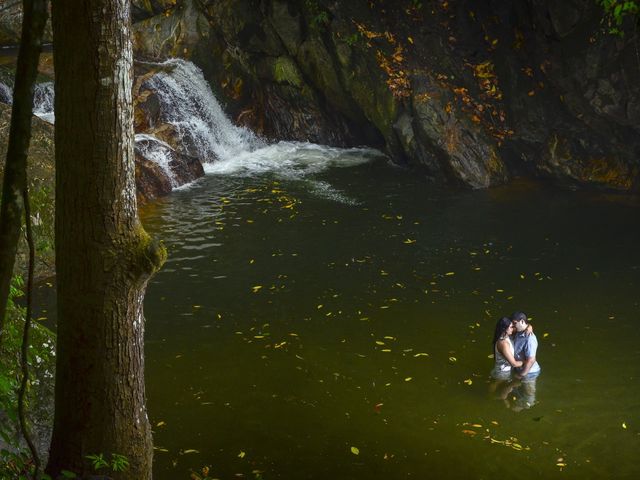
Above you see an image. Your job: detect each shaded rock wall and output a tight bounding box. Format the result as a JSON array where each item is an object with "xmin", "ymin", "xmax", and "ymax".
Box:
[
  {"xmin": 132, "ymin": 0, "xmax": 639, "ymax": 191},
  {"xmin": 2, "ymin": 0, "xmax": 638, "ymax": 191}
]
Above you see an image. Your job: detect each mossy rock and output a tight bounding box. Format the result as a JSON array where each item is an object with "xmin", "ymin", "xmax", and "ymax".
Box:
[{"xmin": 273, "ymin": 56, "xmax": 303, "ymax": 87}]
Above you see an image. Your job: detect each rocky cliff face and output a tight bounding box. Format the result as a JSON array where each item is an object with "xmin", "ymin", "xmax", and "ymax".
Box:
[
  {"xmin": 131, "ymin": 0, "xmax": 639, "ymax": 191},
  {"xmin": 2, "ymin": 0, "xmax": 638, "ymax": 192}
]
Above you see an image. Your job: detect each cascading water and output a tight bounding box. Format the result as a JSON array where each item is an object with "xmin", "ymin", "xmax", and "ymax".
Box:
[
  {"xmin": 143, "ymin": 58, "xmax": 265, "ymax": 162},
  {"xmin": 0, "ymin": 81, "xmax": 55, "ymax": 123},
  {"xmin": 134, "ymin": 134, "xmax": 181, "ymax": 187},
  {"xmin": 139, "ymin": 58, "xmax": 384, "ymax": 202},
  {"xmin": 0, "ymin": 82, "xmax": 12, "ymax": 104},
  {"xmin": 33, "ymin": 82, "xmax": 55, "ymax": 123}
]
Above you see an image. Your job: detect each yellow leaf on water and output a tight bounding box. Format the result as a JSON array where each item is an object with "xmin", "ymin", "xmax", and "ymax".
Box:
[
  {"xmin": 414, "ymin": 353, "xmax": 429, "ymax": 357},
  {"xmin": 375, "ymin": 340, "xmax": 385, "ymax": 345},
  {"xmin": 403, "ymin": 239, "xmax": 416, "ymax": 244},
  {"xmin": 463, "ymin": 379, "xmax": 473, "ymax": 385},
  {"xmin": 238, "ymin": 451, "xmax": 246, "ymax": 458},
  {"xmin": 543, "ymin": 333, "xmax": 549, "ymax": 338},
  {"xmin": 183, "ymin": 449, "xmax": 199, "ymax": 454},
  {"xmin": 470, "ymin": 424, "xmax": 482, "ymax": 428},
  {"xmin": 405, "ymin": 377, "xmax": 413, "ymax": 382},
  {"xmin": 350, "ymin": 446, "xmax": 360, "ymax": 455},
  {"xmin": 622, "ymin": 422, "xmax": 627, "ymax": 429},
  {"xmin": 449, "ymin": 356, "xmax": 457, "ymax": 363},
  {"xmin": 381, "ymin": 349, "xmax": 392, "ymax": 352},
  {"xmin": 156, "ymin": 421, "xmax": 166, "ymax": 427},
  {"xmin": 445, "ymin": 272, "xmax": 455, "ymax": 276},
  {"xmin": 252, "ymin": 285, "xmax": 262, "ymax": 293}
]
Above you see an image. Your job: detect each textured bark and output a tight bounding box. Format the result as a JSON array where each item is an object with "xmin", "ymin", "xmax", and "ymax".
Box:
[
  {"xmin": 0, "ymin": 0, "xmax": 48, "ymax": 345},
  {"xmin": 46, "ymin": 1, "xmax": 165, "ymax": 479}
]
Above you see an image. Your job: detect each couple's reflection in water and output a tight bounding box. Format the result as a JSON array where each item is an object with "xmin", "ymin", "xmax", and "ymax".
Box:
[{"xmin": 489, "ymin": 373, "xmax": 539, "ymax": 412}]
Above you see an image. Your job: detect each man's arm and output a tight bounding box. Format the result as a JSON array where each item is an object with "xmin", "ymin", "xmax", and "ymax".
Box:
[{"xmin": 517, "ymin": 355, "xmax": 536, "ymax": 377}]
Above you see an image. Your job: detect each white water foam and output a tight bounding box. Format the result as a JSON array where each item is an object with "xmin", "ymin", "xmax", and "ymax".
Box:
[
  {"xmin": 143, "ymin": 58, "xmax": 264, "ymax": 162},
  {"xmin": 140, "ymin": 58, "xmax": 384, "ymax": 203},
  {"xmin": 33, "ymin": 82, "xmax": 54, "ymax": 123},
  {"xmin": 134, "ymin": 134, "xmax": 180, "ymax": 187},
  {"xmin": 0, "ymin": 82, "xmax": 12, "ymax": 104}
]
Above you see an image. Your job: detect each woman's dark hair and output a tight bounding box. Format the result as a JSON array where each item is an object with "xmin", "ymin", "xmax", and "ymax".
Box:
[{"xmin": 492, "ymin": 316, "xmax": 512, "ymax": 348}]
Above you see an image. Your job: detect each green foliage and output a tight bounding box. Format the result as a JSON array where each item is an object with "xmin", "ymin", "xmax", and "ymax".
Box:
[
  {"xmin": 311, "ymin": 10, "xmax": 329, "ymax": 28},
  {"xmin": 0, "ymin": 276, "xmax": 55, "ymax": 480},
  {"xmin": 0, "ymin": 449, "xmax": 52, "ymax": 480},
  {"xmin": 598, "ymin": 0, "xmax": 639, "ymax": 35},
  {"xmin": 345, "ymin": 33, "xmax": 359, "ymax": 46},
  {"xmin": 86, "ymin": 453, "xmax": 130, "ymax": 472},
  {"xmin": 304, "ymin": 0, "xmax": 330, "ymax": 30}
]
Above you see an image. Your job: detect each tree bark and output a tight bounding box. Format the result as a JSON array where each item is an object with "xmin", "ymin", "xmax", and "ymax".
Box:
[
  {"xmin": 0, "ymin": 0, "xmax": 48, "ymax": 346},
  {"xmin": 46, "ymin": 1, "xmax": 165, "ymax": 479}
]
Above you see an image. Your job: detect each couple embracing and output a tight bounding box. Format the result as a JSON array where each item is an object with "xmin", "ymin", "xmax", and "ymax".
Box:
[
  {"xmin": 492, "ymin": 311, "xmax": 541, "ymax": 379},
  {"xmin": 490, "ymin": 312, "xmax": 541, "ymax": 409}
]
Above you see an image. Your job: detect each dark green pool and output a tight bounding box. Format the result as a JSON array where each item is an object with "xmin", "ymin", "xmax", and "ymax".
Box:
[{"xmin": 141, "ymin": 150, "xmax": 640, "ymax": 480}]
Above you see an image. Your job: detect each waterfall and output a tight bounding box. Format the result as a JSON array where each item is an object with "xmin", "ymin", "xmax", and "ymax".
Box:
[
  {"xmin": 142, "ymin": 58, "xmax": 265, "ymax": 162},
  {"xmin": 137, "ymin": 58, "xmax": 383, "ymax": 202},
  {"xmin": 0, "ymin": 82, "xmax": 12, "ymax": 104},
  {"xmin": 134, "ymin": 134, "xmax": 180, "ymax": 187},
  {"xmin": 33, "ymin": 82, "xmax": 55, "ymax": 123},
  {"xmin": 0, "ymin": 81, "xmax": 54, "ymax": 122}
]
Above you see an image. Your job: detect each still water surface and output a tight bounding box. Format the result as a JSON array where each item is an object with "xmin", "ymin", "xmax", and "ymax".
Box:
[{"xmin": 141, "ymin": 149, "xmax": 640, "ymax": 479}]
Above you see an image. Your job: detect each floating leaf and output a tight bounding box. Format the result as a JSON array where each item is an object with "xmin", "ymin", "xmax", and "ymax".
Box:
[
  {"xmin": 622, "ymin": 422, "xmax": 627, "ymax": 429},
  {"xmin": 156, "ymin": 421, "xmax": 166, "ymax": 427},
  {"xmin": 183, "ymin": 449, "xmax": 199, "ymax": 454},
  {"xmin": 238, "ymin": 451, "xmax": 246, "ymax": 458},
  {"xmin": 445, "ymin": 272, "xmax": 455, "ymax": 276},
  {"xmin": 403, "ymin": 239, "xmax": 416, "ymax": 244},
  {"xmin": 252, "ymin": 285, "xmax": 263, "ymax": 293},
  {"xmin": 413, "ymin": 353, "xmax": 429, "ymax": 357},
  {"xmin": 448, "ymin": 356, "xmax": 457, "ymax": 363},
  {"xmin": 463, "ymin": 378, "xmax": 473, "ymax": 385},
  {"xmin": 404, "ymin": 377, "xmax": 413, "ymax": 382},
  {"xmin": 350, "ymin": 446, "xmax": 360, "ymax": 455}
]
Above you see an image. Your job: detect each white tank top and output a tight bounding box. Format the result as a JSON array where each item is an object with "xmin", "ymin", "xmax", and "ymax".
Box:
[{"xmin": 494, "ymin": 337, "xmax": 514, "ymax": 373}]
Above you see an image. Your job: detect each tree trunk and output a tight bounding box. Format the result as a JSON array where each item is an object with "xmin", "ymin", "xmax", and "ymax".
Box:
[
  {"xmin": 0, "ymin": 0, "xmax": 48, "ymax": 345},
  {"xmin": 46, "ymin": 1, "xmax": 165, "ymax": 479}
]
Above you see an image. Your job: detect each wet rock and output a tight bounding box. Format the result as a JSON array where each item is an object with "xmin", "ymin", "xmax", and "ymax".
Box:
[
  {"xmin": 537, "ymin": 134, "xmax": 639, "ymax": 191},
  {"xmin": 0, "ymin": 1, "xmax": 53, "ymax": 44},
  {"xmin": 132, "ymin": 0, "xmax": 209, "ymax": 59},
  {"xmin": 269, "ymin": 0, "xmax": 302, "ymax": 55},
  {"xmin": 134, "ymin": 139, "xmax": 204, "ymax": 203}
]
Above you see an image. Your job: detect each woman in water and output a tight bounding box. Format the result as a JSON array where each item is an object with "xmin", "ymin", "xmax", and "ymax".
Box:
[{"xmin": 491, "ymin": 316, "xmax": 523, "ymax": 379}]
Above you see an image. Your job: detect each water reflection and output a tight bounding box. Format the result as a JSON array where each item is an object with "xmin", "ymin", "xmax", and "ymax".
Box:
[{"xmin": 490, "ymin": 375, "xmax": 539, "ymax": 412}]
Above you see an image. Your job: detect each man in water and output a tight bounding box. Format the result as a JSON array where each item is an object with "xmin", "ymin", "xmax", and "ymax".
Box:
[{"xmin": 510, "ymin": 311, "xmax": 541, "ymax": 410}]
